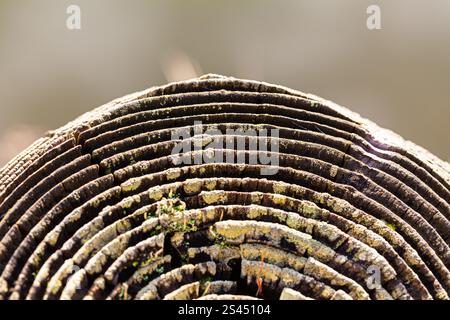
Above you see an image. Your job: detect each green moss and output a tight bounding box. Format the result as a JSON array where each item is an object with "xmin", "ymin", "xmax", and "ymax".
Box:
[
  {"xmin": 180, "ymin": 254, "xmax": 189, "ymax": 265},
  {"xmin": 156, "ymin": 197, "xmax": 186, "ymax": 217},
  {"xmin": 168, "ymin": 190, "xmax": 181, "ymax": 199},
  {"xmin": 145, "ymin": 208, "xmax": 156, "ymax": 219},
  {"xmin": 155, "ymin": 266, "xmax": 164, "ymax": 274},
  {"xmin": 200, "ymin": 276, "xmax": 213, "ymax": 285},
  {"xmin": 185, "ymin": 219, "xmax": 197, "ymax": 232},
  {"xmin": 140, "ymin": 256, "xmax": 158, "ymax": 268},
  {"xmin": 386, "ymin": 222, "xmax": 396, "ymax": 231},
  {"xmin": 173, "ymin": 204, "xmax": 184, "ymax": 211},
  {"xmin": 119, "ymin": 285, "xmax": 128, "ymax": 300},
  {"xmin": 213, "ymin": 234, "xmax": 228, "ymax": 248},
  {"xmin": 149, "ymin": 225, "xmax": 162, "ymax": 236},
  {"xmin": 160, "ymin": 206, "xmax": 169, "ymax": 215},
  {"xmin": 104, "ymin": 166, "xmax": 112, "ymax": 175},
  {"xmin": 166, "ymin": 218, "xmax": 198, "ymax": 234}
]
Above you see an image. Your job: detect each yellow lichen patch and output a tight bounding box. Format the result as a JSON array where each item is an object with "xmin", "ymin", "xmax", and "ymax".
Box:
[
  {"xmin": 91, "ymin": 198, "xmax": 101, "ymax": 208},
  {"xmin": 272, "ymin": 193, "xmax": 286, "ymax": 205},
  {"xmin": 311, "ymin": 192, "xmax": 327, "ymax": 206},
  {"xmin": 200, "ymin": 191, "xmax": 226, "ymax": 205},
  {"xmin": 272, "ymin": 182, "xmax": 287, "ymax": 194},
  {"xmin": 246, "ymin": 205, "xmax": 264, "ymax": 220},
  {"xmin": 46, "ymin": 229, "xmax": 61, "ymax": 247},
  {"xmin": 166, "ymin": 168, "xmax": 181, "ymax": 180},
  {"xmin": 121, "ymin": 178, "xmax": 141, "ymax": 193},
  {"xmin": 284, "ymin": 213, "xmax": 305, "ymax": 231},
  {"xmin": 249, "ymin": 192, "xmax": 263, "ymax": 204},
  {"xmin": 148, "ymin": 188, "xmax": 164, "ymax": 201},
  {"xmin": 183, "ymin": 179, "xmax": 202, "ymax": 195},
  {"xmin": 170, "ymin": 231, "xmax": 185, "ymax": 246},
  {"xmin": 329, "ymin": 165, "xmax": 339, "ymax": 179},
  {"xmin": 204, "ymin": 179, "xmax": 217, "ymax": 190},
  {"xmin": 306, "ymin": 242, "xmax": 335, "ymax": 263},
  {"xmin": 315, "ymin": 223, "xmax": 342, "ymax": 244},
  {"xmin": 328, "ymin": 198, "xmax": 346, "ymax": 213},
  {"xmin": 386, "ymin": 222, "xmax": 397, "ymax": 231},
  {"xmin": 301, "ymin": 201, "xmax": 319, "ymax": 217},
  {"xmin": 241, "ymin": 260, "xmax": 277, "ymax": 284},
  {"xmin": 206, "ymin": 208, "xmax": 220, "ymax": 223},
  {"xmin": 213, "ymin": 221, "xmax": 252, "ymax": 241}
]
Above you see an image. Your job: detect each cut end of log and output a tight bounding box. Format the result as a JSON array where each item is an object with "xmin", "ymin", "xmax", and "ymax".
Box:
[{"xmin": 0, "ymin": 75, "xmax": 448, "ymax": 300}]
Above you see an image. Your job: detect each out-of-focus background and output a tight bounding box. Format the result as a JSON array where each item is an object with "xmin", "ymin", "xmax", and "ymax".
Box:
[{"xmin": 0, "ymin": 0, "xmax": 449, "ymax": 167}]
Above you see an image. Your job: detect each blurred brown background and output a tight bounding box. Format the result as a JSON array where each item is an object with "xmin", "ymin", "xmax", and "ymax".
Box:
[{"xmin": 0, "ymin": 0, "xmax": 449, "ymax": 167}]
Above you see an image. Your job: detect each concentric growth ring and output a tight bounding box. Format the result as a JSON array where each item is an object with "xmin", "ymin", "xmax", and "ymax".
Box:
[{"xmin": 0, "ymin": 74, "xmax": 448, "ymax": 300}]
